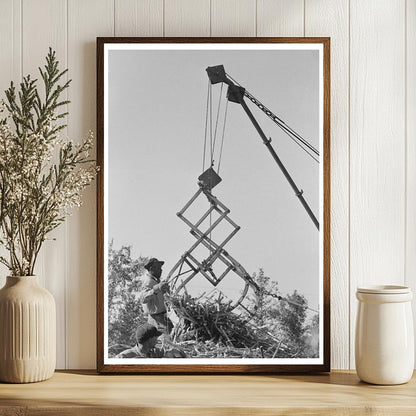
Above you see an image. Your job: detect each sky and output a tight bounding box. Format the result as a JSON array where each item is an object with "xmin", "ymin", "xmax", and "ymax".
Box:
[{"xmin": 107, "ymin": 46, "xmax": 321, "ymax": 311}]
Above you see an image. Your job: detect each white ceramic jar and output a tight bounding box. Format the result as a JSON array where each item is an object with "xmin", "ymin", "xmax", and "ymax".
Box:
[{"xmin": 355, "ymin": 285, "xmax": 414, "ymax": 385}]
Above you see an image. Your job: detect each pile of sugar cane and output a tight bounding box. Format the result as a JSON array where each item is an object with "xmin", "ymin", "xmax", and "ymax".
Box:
[{"xmin": 166, "ymin": 293, "xmax": 290, "ymax": 358}]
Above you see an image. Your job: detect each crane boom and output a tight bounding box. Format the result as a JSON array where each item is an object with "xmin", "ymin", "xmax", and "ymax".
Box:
[
  {"xmin": 206, "ymin": 64, "xmax": 319, "ymax": 230},
  {"xmin": 242, "ymin": 89, "xmax": 319, "ymax": 158}
]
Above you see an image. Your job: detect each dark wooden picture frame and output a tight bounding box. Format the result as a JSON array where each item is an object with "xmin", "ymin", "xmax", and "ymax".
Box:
[{"xmin": 97, "ymin": 37, "xmax": 330, "ymax": 374}]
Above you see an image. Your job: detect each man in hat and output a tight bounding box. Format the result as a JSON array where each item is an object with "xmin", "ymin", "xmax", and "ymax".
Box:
[
  {"xmin": 116, "ymin": 323, "xmax": 164, "ymax": 358},
  {"xmin": 116, "ymin": 323, "xmax": 185, "ymax": 358},
  {"xmin": 139, "ymin": 258, "xmax": 173, "ymax": 333}
]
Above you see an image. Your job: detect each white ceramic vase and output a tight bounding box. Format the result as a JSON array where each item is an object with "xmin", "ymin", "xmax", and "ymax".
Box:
[
  {"xmin": 0, "ymin": 276, "xmax": 56, "ymax": 383},
  {"xmin": 355, "ymin": 285, "xmax": 414, "ymax": 385}
]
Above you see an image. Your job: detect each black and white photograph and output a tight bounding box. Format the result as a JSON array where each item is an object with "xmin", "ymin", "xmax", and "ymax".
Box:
[{"xmin": 97, "ymin": 39, "xmax": 330, "ymax": 372}]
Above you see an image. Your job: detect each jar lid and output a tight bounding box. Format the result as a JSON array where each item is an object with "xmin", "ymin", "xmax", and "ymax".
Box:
[{"xmin": 357, "ymin": 285, "xmax": 411, "ymax": 294}]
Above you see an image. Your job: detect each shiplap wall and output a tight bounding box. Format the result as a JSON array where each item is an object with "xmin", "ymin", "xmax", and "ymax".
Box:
[{"xmin": 0, "ymin": 0, "xmax": 414, "ymax": 370}]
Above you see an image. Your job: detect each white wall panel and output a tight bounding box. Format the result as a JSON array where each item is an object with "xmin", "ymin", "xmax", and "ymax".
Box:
[
  {"xmin": 211, "ymin": 0, "xmax": 256, "ymax": 37},
  {"xmin": 406, "ymin": 0, "xmax": 416, "ymax": 364},
  {"xmin": 349, "ymin": 0, "xmax": 406, "ymax": 368},
  {"xmin": 0, "ymin": 0, "xmax": 21, "ymax": 96},
  {"xmin": 164, "ymin": 0, "xmax": 210, "ymax": 37},
  {"xmin": 115, "ymin": 0, "xmax": 163, "ymax": 37},
  {"xmin": 305, "ymin": 0, "xmax": 350, "ymax": 370},
  {"xmin": 0, "ymin": 0, "xmax": 21, "ymax": 287},
  {"xmin": 22, "ymin": 0, "xmax": 68, "ymax": 369},
  {"xmin": 257, "ymin": 0, "xmax": 304, "ymax": 36},
  {"xmin": 67, "ymin": 0, "xmax": 114, "ymax": 370}
]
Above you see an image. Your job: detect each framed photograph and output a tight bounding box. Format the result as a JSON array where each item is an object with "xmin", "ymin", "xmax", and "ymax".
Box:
[{"xmin": 97, "ymin": 37, "xmax": 330, "ymax": 373}]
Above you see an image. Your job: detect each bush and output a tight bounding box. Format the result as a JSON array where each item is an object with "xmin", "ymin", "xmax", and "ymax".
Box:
[{"xmin": 107, "ymin": 242, "xmax": 147, "ymax": 350}]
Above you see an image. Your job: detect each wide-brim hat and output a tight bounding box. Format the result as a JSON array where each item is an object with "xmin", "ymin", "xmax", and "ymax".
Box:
[
  {"xmin": 135, "ymin": 323, "xmax": 162, "ymax": 344},
  {"xmin": 144, "ymin": 257, "xmax": 165, "ymax": 270}
]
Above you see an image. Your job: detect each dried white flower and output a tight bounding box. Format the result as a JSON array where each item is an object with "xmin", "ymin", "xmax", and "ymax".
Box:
[{"xmin": 0, "ymin": 49, "xmax": 98, "ymax": 276}]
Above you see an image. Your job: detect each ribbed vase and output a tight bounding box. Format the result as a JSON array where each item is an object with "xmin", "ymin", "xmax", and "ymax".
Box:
[{"xmin": 0, "ymin": 276, "xmax": 56, "ymax": 383}]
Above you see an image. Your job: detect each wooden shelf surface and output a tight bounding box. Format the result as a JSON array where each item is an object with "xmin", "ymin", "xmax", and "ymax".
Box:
[{"xmin": 0, "ymin": 370, "xmax": 415, "ymax": 415}]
